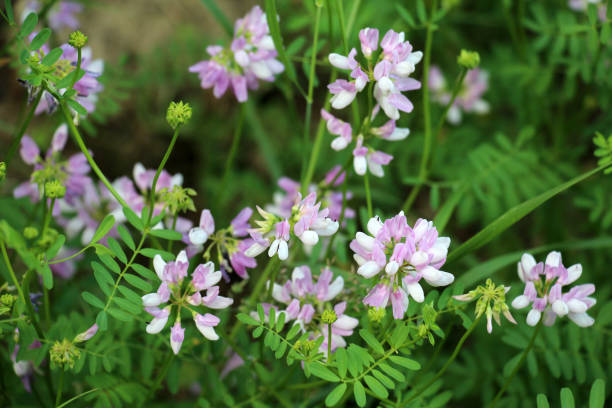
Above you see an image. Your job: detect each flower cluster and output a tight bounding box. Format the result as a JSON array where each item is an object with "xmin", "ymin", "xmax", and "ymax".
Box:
[
  {"xmin": 14, "ymin": 124, "xmax": 90, "ymax": 206},
  {"xmin": 142, "ymin": 250, "xmax": 234, "ymax": 354},
  {"xmin": 267, "ymin": 266, "xmax": 359, "ymax": 355},
  {"xmin": 328, "ymin": 28, "xmax": 422, "ymax": 120},
  {"xmin": 266, "ymin": 166, "xmax": 355, "ymax": 224},
  {"xmin": 189, "ymin": 6, "xmax": 284, "ymax": 102},
  {"xmin": 187, "ymin": 208, "xmax": 257, "ymax": 279},
  {"xmin": 511, "ymin": 252, "xmax": 596, "ymax": 327},
  {"xmin": 321, "ymin": 108, "xmax": 408, "ymax": 177},
  {"xmin": 245, "ymin": 192, "xmax": 339, "ymax": 261},
  {"xmin": 429, "ymin": 66, "xmax": 489, "ymax": 124},
  {"xmin": 454, "ymin": 279, "xmax": 516, "ymax": 333},
  {"xmin": 351, "ymin": 212, "xmax": 453, "ymax": 319}
]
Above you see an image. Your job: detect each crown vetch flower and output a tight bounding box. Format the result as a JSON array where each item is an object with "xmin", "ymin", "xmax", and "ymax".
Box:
[
  {"xmin": 189, "ymin": 6, "xmax": 283, "ymax": 102},
  {"xmin": 14, "ymin": 125, "xmax": 91, "ymax": 207},
  {"xmin": 351, "ymin": 212, "xmax": 453, "ymax": 319},
  {"xmin": 328, "ymin": 28, "xmax": 422, "ymax": 120},
  {"xmin": 511, "ymin": 252, "xmax": 596, "ymax": 328},
  {"xmin": 267, "ymin": 266, "xmax": 358, "ymax": 355},
  {"xmin": 429, "ymin": 65, "xmax": 489, "ymax": 124},
  {"xmin": 246, "ymin": 192, "xmax": 339, "ymax": 260},
  {"xmin": 454, "ymin": 279, "xmax": 516, "ymax": 333},
  {"xmin": 142, "ymin": 250, "xmax": 234, "ymax": 354}
]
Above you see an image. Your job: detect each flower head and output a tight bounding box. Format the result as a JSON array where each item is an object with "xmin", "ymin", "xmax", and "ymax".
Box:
[
  {"xmin": 511, "ymin": 252, "xmax": 596, "ymax": 327},
  {"xmin": 189, "ymin": 6, "xmax": 283, "ymax": 102},
  {"xmin": 454, "ymin": 279, "xmax": 516, "ymax": 333},
  {"xmin": 351, "ymin": 212, "xmax": 453, "ymax": 319}
]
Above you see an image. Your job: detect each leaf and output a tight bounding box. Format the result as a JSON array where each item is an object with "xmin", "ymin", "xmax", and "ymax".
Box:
[
  {"xmin": 46, "ymin": 234, "xmax": 65, "ymax": 259},
  {"xmin": 150, "ymin": 229, "xmax": 183, "ymax": 240},
  {"xmin": 363, "ymin": 375, "xmax": 388, "ymax": 399},
  {"xmin": 41, "ymin": 47, "xmax": 64, "ymax": 66},
  {"xmin": 379, "ymin": 363, "xmax": 405, "ymax": 382},
  {"xmin": 107, "ymin": 307, "xmax": 134, "ymax": 322},
  {"xmin": 389, "ymin": 324, "xmax": 409, "ymax": 349},
  {"xmin": 30, "ymin": 28, "xmax": 51, "ymax": 51},
  {"xmin": 5, "ymin": 0, "xmax": 15, "ymax": 25},
  {"xmin": 286, "ymin": 322, "xmax": 301, "ymax": 340},
  {"xmin": 82, "ymin": 291, "xmax": 105, "ymax": 309},
  {"xmin": 113, "ymin": 297, "xmax": 141, "ymax": 315},
  {"xmin": 96, "ymin": 311, "xmax": 108, "ymax": 331},
  {"xmin": 257, "ymin": 303, "xmax": 265, "ymax": 323},
  {"xmin": 589, "ymin": 379, "xmax": 605, "ymax": 408},
  {"xmin": 19, "ymin": 12, "xmax": 37, "ymax": 38},
  {"xmin": 389, "ymin": 356, "xmax": 421, "ymax": 370},
  {"xmin": 253, "ymin": 326, "xmax": 264, "ymax": 338},
  {"xmin": 123, "ymin": 206, "xmax": 143, "ymax": 230},
  {"xmin": 371, "ymin": 369, "xmax": 394, "ymax": 389},
  {"xmin": 123, "ymin": 274, "xmax": 152, "ymax": 292},
  {"xmin": 140, "ymin": 248, "xmax": 174, "ymax": 260},
  {"xmin": 359, "ymin": 329, "xmax": 384, "ymax": 355},
  {"xmin": 447, "ymin": 165, "xmax": 606, "ymax": 263},
  {"xmin": 91, "ymin": 215, "xmax": 115, "ymax": 243},
  {"xmin": 106, "ymin": 237, "xmax": 127, "ymax": 263},
  {"xmin": 94, "ymin": 267, "xmax": 114, "ymax": 295},
  {"xmin": 353, "ymin": 381, "xmax": 366, "ymax": 407},
  {"xmin": 560, "ymin": 387, "xmax": 575, "ymax": 408},
  {"xmin": 325, "ymin": 383, "xmax": 347, "ymax": 407},
  {"xmin": 66, "ymin": 99, "xmax": 87, "ymax": 115},
  {"xmin": 40, "ymin": 264, "xmax": 53, "ymax": 289},
  {"xmin": 335, "ymin": 348, "xmax": 347, "ymax": 378},
  {"xmin": 308, "ymin": 362, "xmax": 340, "ymax": 382},
  {"xmin": 131, "ymin": 263, "xmax": 157, "ymax": 281},
  {"xmin": 237, "ymin": 313, "xmax": 260, "ymax": 326},
  {"xmin": 537, "ymin": 394, "xmax": 551, "ymax": 408},
  {"xmin": 98, "ymin": 255, "xmax": 120, "ymax": 275},
  {"xmin": 276, "ymin": 311, "xmax": 286, "ymax": 331}
]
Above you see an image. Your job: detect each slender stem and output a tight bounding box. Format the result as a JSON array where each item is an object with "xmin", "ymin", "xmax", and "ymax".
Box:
[
  {"xmin": 49, "ymin": 245, "xmax": 91, "ymax": 264},
  {"xmin": 401, "ymin": 0, "xmax": 438, "ymax": 213},
  {"xmin": 5, "ymin": 91, "xmax": 43, "ymax": 164},
  {"xmin": 266, "ymin": 260, "xmax": 280, "ymax": 298},
  {"xmin": 432, "ymin": 68, "xmax": 467, "ymax": 138},
  {"xmin": 218, "ymin": 104, "xmax": 246, "ymax": 203},
  {"xmin": 322, "ymin": 174, "xmax": 348, "ymax": 260},
  {"xmin": 43, "ymin": 286, "xmax": 51, "ymax": 327},
  {"xmin": 488, "ymin": 323, "xmax": 541, "ymax": 407},
  {"xmin": 68, "ymin": 48, "xmax": 81, "ymax": 91},
  {"xmin": 335, "ymin": 0, "xmax": 348, "ymax": 53},
  {"xmin": 364, "ymin": 171, "xmax": 373, "ymax": 218},
  {"xmin": 57, "ymin": 100, "xmax": 129, "ymax": 208},
  {"xmin": 42, "ymin": 198, "xmax": 56, "ymax": 237},
  {"xmin": 146, "ymin": 129, "xmax": 180, "ymax": 226},
  {"xmin": 405, "ymin": 314, "xmax": 482, "ymax": 405},
  {"xmin": 327, "ymin": 322, "xmax": 332, "ymax": 364},
  {"xmin": 1, "ymin": 241, "xmax": 27, "ymax": 308},
  {"xmin": 167, "ymin": 215, "xmax": 178, "ymax": 253},
  {"xmin": 300, "ymin": 5, "xmax": 323, "ymax": 193},
  {"xmin": 55, "ymin": 369, "xmax": 64, "ymax": 407},
  {"xmin": 140, "ymin": 353, "xmax": 174, "ymax": 407},
  {"xmin": 55, "ymin": 388, "xmax": 99, "ymax": 408}
]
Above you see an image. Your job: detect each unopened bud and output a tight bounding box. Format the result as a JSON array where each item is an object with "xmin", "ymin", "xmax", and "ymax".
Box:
[
  {"xmin": 23, "ymin": 226, "xmax": 39, "ymax": 239},
  {"xmin": 321, "ymin": 309, "xmax": 337, "ymax": 324},
  {"xmin": 50, "ymin": 339, "xmax": 81, "ymax": 368},
  {"xmin": 45, "ymin": 180, "xmax": 65, "ymax": 198},
  {"xmin": 166, "ymin": 101, "xmax": 192, "ymax": 130},
  {"xmin": 368, "ymin": 307, "xmax": 386, "ymax": 324},
  {"xmin": 68, "ymin": 31, "xmax": 88, "ymax": 48},
  {"xmin": 457, "ymin": 49, "xmax": 480, "ymax": 69},
  {"xmin": 0, "ymin": 162, "xmax": 5, "ymax": 181}
]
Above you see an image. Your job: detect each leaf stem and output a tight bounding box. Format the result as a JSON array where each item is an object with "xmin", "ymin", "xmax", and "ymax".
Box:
[
  {"xmin": 54, "ymin": 369, "xmax": 64, "ymax": 407},
  {"xmin": 488, "ymin": 323, "xmax": 541, "ymax": 407},
  {"xmin": 146, "ymin": 129, "xmax": 180, "ymax": 226},
  {"xmin": 218, "ymin": 104, "xmax": 246, "ymax": 203},
  {"xmin": 68, "ymin": 48, "xmax": 81, "ymax": 91},
  {"xmin": 364, "ymin": 171, "xmax": 373, "ymax": 218}
]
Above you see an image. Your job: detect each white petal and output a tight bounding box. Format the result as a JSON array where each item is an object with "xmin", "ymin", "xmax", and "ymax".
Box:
[
  {"xmin": 197, "ymin": 325, "xmax": 219, "ymax": 341},
  {"xmin": 545, "ymin": 251, "xmax": 562, "ymax": 268},
  {"xmin": 552, "ymin": 300, "xmax": 568, "ymax": 316},
  {"xmin": 566, "ymin": 264, "xmax": 582, "ymax": 284},
  {"xmin": 567, "ymin": 299, "xmax": 587, "ymax": 313},
  {"xmin": 357, "ymin": 261, "xmax": 381, "ymax": 278},
  {"xmin": 142, "ymin": 293, "xmax": 162, "ymax": 307},
  {"xmin": 153, "ymin": 255, "xmax": 166, "ymax": 280},
  {"xmin": 385, "ymin": 261, "xmax": 399, "ymax": 275},
  {"xmin": 328, "ymin": 53, "xmax": 352, "ymax": 70},
  {"xmin": 188, "ymin": 227, "xmax": 208, "ymax": 245},
  {"xmin": 511, "ymin": 295, "xmax": 529, "ymax": 309},
  {"xmin": 568, "ymin": 312, "xmax": 594, "ymax": 327},
  {"xmin": 406, "ymin": 283, "xmax": 424, "ymax": 303},
  {"xmin": 356, "ymin": 232, "xmax": 375, "ymax": 251},
  {"xmin": 354, "ymin": 155, "xmax": 367, "ymax": 175},
  {"xmin": 146, "ymin": 315, "xmax": 169, "ymax": 334},
  {"xmin": 299, "ymin": 230, "xmax": 319, "ymax": 246},
  {"xmin": 367, "ymin": 217, "xmax": 383, "ymax": 237},
  {"xmin": 268, "ymin": 239, "xmax": 280, "ymax": 257},
  {"xmin": 325, "ymin": 277, "xmax": 344, "ymax": 301},
  {"xmin": 278, "ymin": 240, "xmax": 289, "ymax": 260},
  {"xmin": 176, "ymin": 250, "xmax": 188, "ymax": 264},
  {"xmin": 205, "ymin": 295, "xmax": 234, "ymax": 309},
  {"xmin": 526, "ymin": 309, "xmax": 541, "ymax": 326}
]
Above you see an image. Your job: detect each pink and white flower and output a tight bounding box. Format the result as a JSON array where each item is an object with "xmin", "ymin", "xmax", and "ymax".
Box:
[{"xmin": 351, "ymin": 212, "xmax": 452, "ymax": 319}]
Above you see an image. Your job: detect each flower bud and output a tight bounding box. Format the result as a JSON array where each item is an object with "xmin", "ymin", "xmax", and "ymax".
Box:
[
  {"xmin": 45, "ymin": 180, "xmax": 66, "ymax": 198},
  {"xmin": 68, "ymin": 30, "xmax": 88, "ymax": 49},
  {"xmin": 321, "ymin": 309, "xmax": 337, "ymax": 324},
  {"xmin": 50, "ymin": 339, "xmax": 81, "ymax": 368},
  {"xmin": 23, "ymin": 226, "xmax": 39, "ymax": 239},
  {"xmin": 1, "ymin": 293, "xmax": 16, "ymax": 307},
  {"xmin": 166, "ymin": 101, "xmax": 192, "ymax": 130},
  {"xmin": 74, "ymin": 324, "xmax": 98, "ymax": 343},
  {"xmin": 457, "ymin": 49, "xmax": 480, "ymax": 69},
  {"xmin": 367, "ymin": 307, "xmax": 386, "ymax": 323},
  {"xmin": 0, "ymin": 161, "xmax": 5, "ymax": 181}
]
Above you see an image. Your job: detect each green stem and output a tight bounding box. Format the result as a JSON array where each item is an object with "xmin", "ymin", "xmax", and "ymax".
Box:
[
  {"xmin": 1, "ymin": 241, "xmax": 27, "ymax": 306},
  {"xmin": 218, "ymin": 104, "xmax": 246, "ymax": 203},
  {"xmin": 57, "ymin": 100, "xmax": 129, "ymax": 208},
  {"xmin": 327, "ymin": 322, "xmax": 332, "ymax": 364},
  {"xmin": 55, "ymin": 369, "xmax": 64, "ymax": 407},
  {"xmin": 49, "ymin": 245, "xmax": 91, "ymax": 264},
  {"xmin": 55, "ymin": 388, "xmax": 99, "ymax": 408},
  {"xmin": 68, "ymin": 48, "xmax": 81, "ymax": 91},
  {"xmin": 167, "ymin": 215, "xmax": 178, "ymax": 253},
  {"xmin": 364, "ymin": 171, "xmax": 373, "ymax": 218},
  {"xmin": 146, "ymin": 129, "xmax": 180, "ymax": 226},
  {"xmin": 5, "ymin": 91, "xmax": 43, "ymax": 164},
  {"xmin": 42, "ymin": 198, "xmax": 56, "ymax": 237},
  {"xmin": 322, "ymin": 174, "xmax": 348, "ymax": 260},
  {"xmin": 300, "ymin": 4, "xmax": 323, "ymax": 193},
  {"xmin": 432, "ymin": 68, "xmax": 467, "ymax": 139},
  {"xmin": 335, "ymin": 0, "xmax": 348, "ymax": 53},
  {"xmin": 404, "ymin": 314, "xmax": 482, "ymax": 405},
  {"xmin": 140, "ymin": 353, "xmax": 174, "ymax": 407},
  {"xmin": 488, "ymin": 323, "xmax": 541, "ymax": 407},
  {"xmin": 401, "ymin": 0, "xmax": 438, "ymax": 213}
]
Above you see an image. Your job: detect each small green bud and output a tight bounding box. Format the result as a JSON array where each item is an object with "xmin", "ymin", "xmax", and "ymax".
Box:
[
  {"xmin": 367, "ymin": 307, "xmax": 386, "ymax": 324},
  {"xmin": 457, "ymin": 49, "xmax": 480, "ymax": 69},
  {"xmin": 321, "ymin": 309, "xmax": 337, "ymax": 324},
  {"xmin": 45, "ymin": 180, "xmax": 66, "ymax": 198},
  {"xmin": 0, "ymin": 294, "xmax": 16, "ymax": 307},
  {"xmin": 50, "ymin": 339, "xmax": 81, "ymax": 369},
  {"xmin": 161, "ymin": 185, "xmax": 196, "ymax": 215},
  {"xmin": 24, "ymin": 226, "xmax": 39, "ymax": 239},
  {"xmin": 0, "ymin": 161, "xmax": 6, "ymax": 181},
  {"xmin": 166, "ymin": 101, "xmax": 192, "ymax": 130},
  {"xmin": 68, "ymin": 31, "xmax": 88, "ymax": 48}
]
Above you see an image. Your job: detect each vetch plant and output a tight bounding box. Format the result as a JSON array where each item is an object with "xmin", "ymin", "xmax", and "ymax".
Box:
[{"xmin": 0, "ymin": 1, "xmax": 611, "ymax": 408}]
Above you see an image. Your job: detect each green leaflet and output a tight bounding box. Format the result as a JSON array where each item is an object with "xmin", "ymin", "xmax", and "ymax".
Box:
[{"xmin": 447, "ymin": 165, "xmax": 607, "ymax": 264}]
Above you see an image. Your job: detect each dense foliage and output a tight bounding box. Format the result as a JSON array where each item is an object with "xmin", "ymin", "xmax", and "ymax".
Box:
[{"xmin": 0, "ymin": 0, "xmax": 611, "ymax": 407}]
